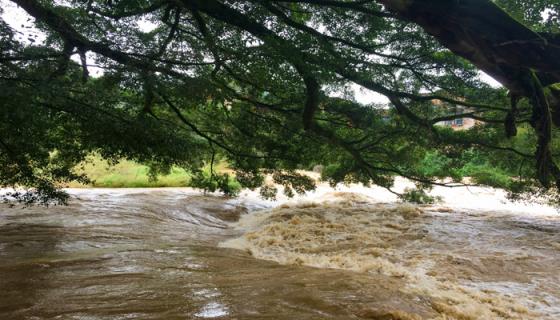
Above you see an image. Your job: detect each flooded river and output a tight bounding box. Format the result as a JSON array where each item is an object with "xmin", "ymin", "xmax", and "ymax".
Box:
[{"xmin": 0, "ymin": 183, "xmax": 559, "ymax": 319}]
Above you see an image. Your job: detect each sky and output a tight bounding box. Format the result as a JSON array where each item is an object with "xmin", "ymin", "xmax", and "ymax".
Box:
[{"xmin": 1, "ymin": 0, "xmax": 502, "ymax": 105}]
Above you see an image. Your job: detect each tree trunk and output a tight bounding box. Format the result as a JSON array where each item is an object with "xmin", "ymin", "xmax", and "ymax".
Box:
[{"xmin": 377, "ymin": 0, "xmax": 560, "ymax": 94}]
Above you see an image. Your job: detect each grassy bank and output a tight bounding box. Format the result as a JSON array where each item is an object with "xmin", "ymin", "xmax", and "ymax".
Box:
[
  {"xmin": 67, "ymin": 155, "xmax": 241, "ymax": 190},
  {"xmin": 67, "ymin": 156, "xmax": 191, "ymax": 188}
]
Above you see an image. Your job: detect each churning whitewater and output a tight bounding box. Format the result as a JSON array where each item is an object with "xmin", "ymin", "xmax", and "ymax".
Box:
[
  {"xmin": 1, "ymin": 181, "xmax": 559, "ymax": 319},
  {"xmin": 222, "ymin": 185, "xmax": 560, "ymax": 320}
]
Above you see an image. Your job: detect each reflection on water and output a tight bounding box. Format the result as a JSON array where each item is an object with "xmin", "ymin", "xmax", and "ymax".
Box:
[{"xmin": 0, "ymin": 186, "xmax": 559, "ymax": 319}]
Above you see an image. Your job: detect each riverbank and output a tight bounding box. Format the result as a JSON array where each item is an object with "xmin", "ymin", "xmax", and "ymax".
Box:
[
  {"xmin": 64, "ymin": 156, "xmax": 190, "ymax": 188},
  {"xmin": 66, "ymin": 156, "xmax": 231, "ymax": 188}
]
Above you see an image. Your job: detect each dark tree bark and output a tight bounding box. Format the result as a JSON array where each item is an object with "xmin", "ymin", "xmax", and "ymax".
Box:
[{"xmin": 377, "ymin": 0, "xmax": 560, "ymax": 92}]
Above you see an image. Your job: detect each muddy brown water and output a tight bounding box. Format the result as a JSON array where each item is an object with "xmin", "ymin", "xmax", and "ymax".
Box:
[{"xmin": 0, "ymin": 188, "xmax": 559, "ymax": 319}]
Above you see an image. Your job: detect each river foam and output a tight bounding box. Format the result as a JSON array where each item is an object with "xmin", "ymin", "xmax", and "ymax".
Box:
[{"xmin": 221, "ymin": 191, "xmax": 560, "ymax": 319}]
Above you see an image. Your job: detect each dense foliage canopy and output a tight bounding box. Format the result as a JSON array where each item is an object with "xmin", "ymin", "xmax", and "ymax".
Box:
[{"xmin": 1, "ymin": 0, "xmax": 559, "ymax": 204}]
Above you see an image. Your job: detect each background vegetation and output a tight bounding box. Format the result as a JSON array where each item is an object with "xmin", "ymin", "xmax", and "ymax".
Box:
[{"xmin": 1, "ymin": 0, "xmax": 558, "ymax": 205}]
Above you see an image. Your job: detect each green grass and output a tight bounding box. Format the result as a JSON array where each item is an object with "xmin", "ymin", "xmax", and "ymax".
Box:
[{"xmin": 68, "ymin": 156, "xmax": 191, "ymax": 188}]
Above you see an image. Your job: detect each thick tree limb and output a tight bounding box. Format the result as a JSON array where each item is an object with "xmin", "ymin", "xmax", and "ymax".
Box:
[{"xmin": 375, "ymin": 0, "xmax": 560, "ymax": 93}]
